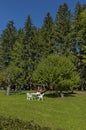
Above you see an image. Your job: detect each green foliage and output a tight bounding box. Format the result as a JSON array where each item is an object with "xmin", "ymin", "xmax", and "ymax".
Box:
[
  {"xmin": 41, "ymin": 12, "xmax": 56, "ymax": 57},
  {"xmin": 33, "ymin": 54, "xmax": 80, "ymax": 91},
  {"xmin": 23, "ymin": 15, "xmax": 40, "ymax": 78},
  {"xmin": 77, "ymin": 8, "xmax": 86, "ymax": 86},
  {"xmin": 0, "ymin": 2, "xmax": 86, "ymax": 90},
  {"xmin": 55, "ymin": 3, "xmax": 71, "ymax": 55},
  {"xmin": 73, "ymin": 2, "xmax": 86, "ymax": 54},
  {"xmin": 80, "ymin": 9, "xmax": 86, "ymax": 25},
  {"xmin": 0, "ymin": 21, "xmax": 17, "ymax": 67},
  {"xmin": 0, "ymin": 41, "xmax": 24, "ymax": 88},
  {"xmin": 0, "ymin": 116, "xmax": 52, "ymax": 130},
  {"xmin": 79, "ymin": 9, "xmax": 86, "ymax": 47}
]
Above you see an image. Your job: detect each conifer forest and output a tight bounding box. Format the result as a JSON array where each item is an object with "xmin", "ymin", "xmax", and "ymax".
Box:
[{"xmin": 0, "ymin": 2, "xmax": 86, "ymax": 93}]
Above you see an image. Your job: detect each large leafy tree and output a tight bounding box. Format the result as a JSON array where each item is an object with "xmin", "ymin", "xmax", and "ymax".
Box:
[
  {"xmin": 0, "ymin": 41, "xmax": 24, "ymax": 95},
  {"xmin": 0, "ymin": 21, "xmax": 17, "ymax": 94},
  {"xmin": 9, "ymin": 41, "xmax": 24, "ymax": 87},
  {"xmin": 32, "ymin": 54, "xmax": 80, "ymax": 96}
]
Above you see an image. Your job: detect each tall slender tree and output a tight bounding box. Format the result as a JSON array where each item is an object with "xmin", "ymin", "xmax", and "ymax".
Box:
[
  {"xmin": 78, "ymin": 8, "xmax": 86, "ymax": 90},
  {"xmin": 22, "ymin": 16, "xmax": 39, "ymax": 86},
  {"xmin": 55, "ymin": 3, "xmax": 71, "ymax": 55},
  {"xmin": 0, "ymin": 21, "xmax": 17, "ymax": 67},
  {"xmin": 41, "ymin": 12, "xmax": 56, "ymax": 57},
  {"xmin": 73, "ymin": 2, "xmax": 86, "ymax": 90}
]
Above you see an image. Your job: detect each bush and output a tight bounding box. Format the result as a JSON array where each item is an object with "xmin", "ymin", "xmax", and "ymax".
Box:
[
  {"xmin": 0, "ymin": 116, "xmax": 65, "ymax": 130},
  {"xmin": 0, "ymin": 116, "xmax": 50, "ymax": 130}
]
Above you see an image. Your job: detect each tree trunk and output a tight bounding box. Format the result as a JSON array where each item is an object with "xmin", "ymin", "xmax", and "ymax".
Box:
[
  {"xmin": 6, "ymin": 86, "xmax": 10, "ymax": 95},
  {"xmin": 81, "ymin": 86, "xmax": 84, "ymax": 91},
  {"xmin": 60, "ymin": 91, "xmax": 64, "ymax": 98}
]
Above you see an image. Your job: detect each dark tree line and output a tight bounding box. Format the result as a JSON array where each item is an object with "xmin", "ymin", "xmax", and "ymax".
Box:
[{"xmin": 0, "ymin": 2, "xmax": 86, "ymax": 94}]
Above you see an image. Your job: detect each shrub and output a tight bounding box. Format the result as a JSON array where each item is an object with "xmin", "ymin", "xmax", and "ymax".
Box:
[
  {"xmin": 0, "ymin": 116, "xmax": 65, "ymax": 130},
  {"xmin": 0, "ymin": 116, "xmax": 50, "ymax": 130}
]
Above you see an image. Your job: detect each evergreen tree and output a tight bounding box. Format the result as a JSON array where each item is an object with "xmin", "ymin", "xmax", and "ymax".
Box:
[
  {"xmin": 79, "ymin": 8, "xmax": 86, "ymax": 90},
  {"xmin": 0, "ymin": 38, "xmax": 3, "ymax": 70},
  {"xmin": 0, "ymin": 21, "xmax": 17, "ymax": 67},
  {"xmin": 17, "ymin": 28, "xmax": 25, "ymax": 43},
  {"xmin": 41, "ymin": 12, "xmax": 56, "ymax": 57},
  {"xmin": 22, "ymin": 16, "xmax": 39, "ymax": 86},
  {"xmin": 55, "ymin": 3, "xmax": 71, "ymax": 55},
  {"xmin": 73, "ymin": 1, "xmax": 83, "ymax": 54},
  {"xmin": 71, "ymin": 2, "xmax": 86, "ymax": 54},
  {"xmin": 73, "ymin": 3, "xmax": 86, "ymax": 90}
]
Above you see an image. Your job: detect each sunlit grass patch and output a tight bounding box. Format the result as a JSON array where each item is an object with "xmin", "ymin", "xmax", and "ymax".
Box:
[{"xmin": 0, "ymin": 90, "xmax": 86, "ymax": 130}]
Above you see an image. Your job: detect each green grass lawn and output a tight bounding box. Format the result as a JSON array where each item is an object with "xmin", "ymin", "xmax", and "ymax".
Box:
[{"xmin": 0, "ymin": 90, "xmax": 86, "ymax": 130}]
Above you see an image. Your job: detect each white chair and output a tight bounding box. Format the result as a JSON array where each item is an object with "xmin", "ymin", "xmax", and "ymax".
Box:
[
  {"xmin": 27, "ymin": 93, "xmax": 33, "ymax": 100},
  {"xmin": 38, "ymin": 93, "xmax": 44, "ymax": 101}
]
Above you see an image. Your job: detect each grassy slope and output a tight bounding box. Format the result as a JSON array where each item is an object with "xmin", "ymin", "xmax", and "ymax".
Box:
[{"xmin": 0, "ymin": 91, "xmax": 86, "ymax": 130}]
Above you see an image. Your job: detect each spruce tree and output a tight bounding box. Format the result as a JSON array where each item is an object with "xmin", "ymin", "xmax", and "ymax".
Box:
[
  {"xmin": 73, "ymin": 3, "xmax": 86, "ymax": 90},
  {"xmin": 41, "ymin": 12, "xmax": 56, "ymax": 57},
  {"xmin": 0, "ymin": 21, "xmax": 17, "ymax": 67},
  {"xmin": 22, "ymin": 16, "xmax": 38, "ymax": 86},
  {"xmin": 79, "ymin": 8, "xmax": 86, "ymax": 90},
  {"xmin": 55, "ymin": 3, "xmax": 71, "ymax": 55}
]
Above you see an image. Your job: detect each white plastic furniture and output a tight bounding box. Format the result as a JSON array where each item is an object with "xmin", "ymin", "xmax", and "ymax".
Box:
[
  {"xmin": 31, "ymin": 92, "xmax": 40, "ymax": 100},
  {"xmin": 27, "ymin": 93, "xmax": 33, "ymax": 100},
  {"xmin": 37, "ymin": 93, "xmax": 44, "ymax": 101},
  {"xmin": 27, "ymin": 92, "xmax": 44, "ymax": 101}
]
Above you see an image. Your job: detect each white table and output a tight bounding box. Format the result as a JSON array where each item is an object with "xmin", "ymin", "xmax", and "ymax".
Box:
[{"xmin": 31, "ymin": 92, "xmax": 40, "ymax": 100}]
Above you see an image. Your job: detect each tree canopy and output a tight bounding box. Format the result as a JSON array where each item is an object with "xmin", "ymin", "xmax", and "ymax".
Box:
[{"xmin": 32, "ymin": 54, "xmax": 80, "ymax": 91}]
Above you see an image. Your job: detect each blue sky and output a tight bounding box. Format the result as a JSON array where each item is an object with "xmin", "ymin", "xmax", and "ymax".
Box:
[{"xmin": 0, "ymin": 0, "xmax": 86, "ymax": 33}]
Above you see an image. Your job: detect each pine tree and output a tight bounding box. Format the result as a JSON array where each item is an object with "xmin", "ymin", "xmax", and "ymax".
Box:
[
  {"xmin": 41, "ymin": 12, "xmax": 56, "ymax": 57},
  {"xmin": 79, "ymin": 8, "xmax": 86, "ymax": 90},
  {"xmin": 21, "ymin": 16, "xmax": 39, "ymax": 86},
  {"xmin": 73, "ymin": 1, "xmax": 83, "ymax": 54},
  {"xmin": 17, "ymin": 28, "xmax": 25, "ymax": 43},
  {"xmin": 55, "ymin": 3, "xmax": 71, "ymax": 55},
  {"xmin": 0, "ymin": 21, "xmax": 17, "ymax": 67}
]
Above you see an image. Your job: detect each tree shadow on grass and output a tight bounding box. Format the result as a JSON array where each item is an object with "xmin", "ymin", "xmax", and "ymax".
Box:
[
  {"xmin": 63, "ymin": 91, "xmax": 76, "ymax": 97},
  {"xmin": 45, "ymin": 91, "xmax": 76, "ymax": 98},
  {"xmin": 10, "ymin": 90, "xmax": 26, "ymax": 95}
]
